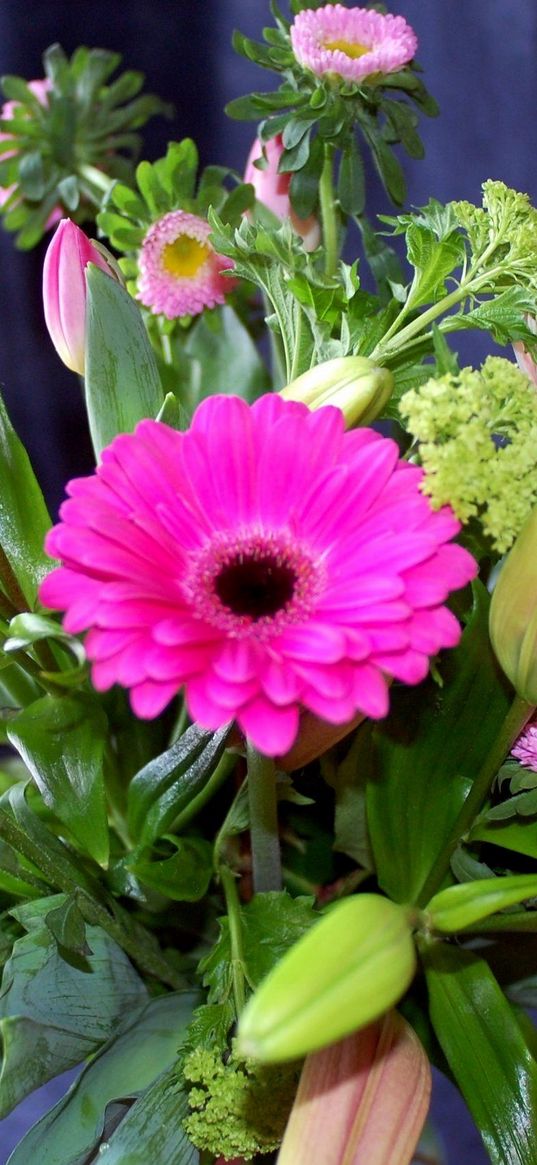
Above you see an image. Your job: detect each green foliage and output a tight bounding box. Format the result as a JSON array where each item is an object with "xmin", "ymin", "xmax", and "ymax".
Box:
[
  {"xmin": 423, "ymin": 941, "xmax": 537, "ymax": 1165},
  {"xmin": 367, "ymin": 582, "xmax": 513, "ymax": 905},
  {"xmin": 7, "ymin": 692, "xmax": 109, "ymax": 865},
  {"xmin": 0, "ymin": 893, "xmax": 147, "ymax": 1117},
  {"xmin": 85, "ymin": 265, "xmax": 165, "ymax": 456},
  {"xmin": 0, "ymin": 391, "xmax": 51, "ymax": 608},
  {"xmin": 0, "ymin": 44, "xmax": 169, "ymax": 248},
  {"xmin": 6, "ymin": 991, "xmax": 199, "ymax": 1164}
]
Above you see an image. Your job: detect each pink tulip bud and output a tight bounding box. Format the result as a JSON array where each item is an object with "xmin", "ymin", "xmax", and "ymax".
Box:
[
  {"xmin": 278, "ymin": 1012, "xmax": 431, "ymax": 1165},
  {"xmin": 244, "ymin": 134, "xmax": 320, "ymax": 252},
  {"xmin": 42, "ymin": 218, "xmax": 116, "ymax": 374}
]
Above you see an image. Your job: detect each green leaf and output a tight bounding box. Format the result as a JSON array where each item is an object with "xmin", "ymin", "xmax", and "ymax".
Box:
[
  {"xmin": 338, "ymin": 138, "xmax": 365, "ymax": 217},
  {"xmin": 470, "ymin": 818, "xmax": 537, "ymax": 860},
  {"xmin": 7, "ymin": 693, "xmax": 109, "ymax": 866},
  {"xmin": 460, "ymin": 286, "xmax": 536, "ymax": 344},
  {"xmin": 128, "ymin": 722, "xmax": 231, "ymax": 845},
  {"xmin": 0, "ymin": 893, "xmax": 147, "ymax": 1118},
  {"xmin": 405, "ymin": 224, "xmax": 466, "ymax": 309},
  {"xmin": 366, "ymin": 582, "xmax": 513, "ymax": 904},
  {"xmin": 45, "ymin": 894, "xmax": 92, "ymax": 957},
  {"xmin": 85, "ymin": 266, "xmax": 164, "ymax": 456},
  {"xmin": 321, "ymin": 722, "xmax": 374, "ymax": 869},
  {"xmin": 427, "ymin": 874, "xmax": 537, "ymax": 933},
  {"xmin": 423, "ymin": 941, "xmax": 537, "ymax": 1165},
  {"xmin": 183, "ymin": 999, "xmax": 236, "ymax": 1055},
  {"xmin": 131, "ymin": 835, "xmax": 213, "ymax": 902},
  {"xmin": 183, "ymin": 305, "xmax": 269, "ymax": 405},
  {"xmin": 0, "ymin": 391, "xmax": 51, "ymax": 606},
  {"xmin": 6, "ymin": 991, "xmax": 199, "ymax": 1164}
]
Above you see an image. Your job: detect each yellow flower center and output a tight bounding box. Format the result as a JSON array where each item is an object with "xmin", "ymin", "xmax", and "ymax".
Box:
[
  {"xmin": 324, "ymin": 38, "xmax": 370, "ymax": 60},
  {"xmin": 162, "ymin": 235, "xmax": 210, "ymax": 279}
]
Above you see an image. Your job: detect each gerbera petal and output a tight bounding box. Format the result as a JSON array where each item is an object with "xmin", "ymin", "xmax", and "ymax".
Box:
[{"xmin": 237, "ymin": 697, "xmax": 300, "ymax": 756}]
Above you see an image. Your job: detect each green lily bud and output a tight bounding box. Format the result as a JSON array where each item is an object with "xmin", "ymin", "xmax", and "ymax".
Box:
[
  {"xmin": 489, "ymin": 506, "xmax": 537, "ymax": 702},
  {"xmin": 427, "ymin": 873, "xmax": 537, "ymax": 934},
  {"xmin": 237, "ymin": 895, "xmax": 417, "ymax": 1063},
  {"xmin": 280, "ymin": 356, "xmax": 394, "ymax": 427}
]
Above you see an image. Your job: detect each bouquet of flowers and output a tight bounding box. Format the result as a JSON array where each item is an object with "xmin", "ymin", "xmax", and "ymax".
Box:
[{"xmin": 0, "ymin": 4, "xmax": 537, "ymax": 1162}]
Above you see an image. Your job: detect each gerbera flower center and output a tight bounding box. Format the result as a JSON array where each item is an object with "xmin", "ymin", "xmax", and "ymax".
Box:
[
  {"xmin": 162, "ymin": 235, "xmax": 210, "ymax": 279},
  {"xmin": 323, "ymin": 38, "xmax": 370, "ymax": 60},
  {"xmin": 215, "ymin": 554, "xmax": 297, "ymax": 620},
  {"xmin": 185, "ymin": 529, "xmax": 325, "ymax": 638}
]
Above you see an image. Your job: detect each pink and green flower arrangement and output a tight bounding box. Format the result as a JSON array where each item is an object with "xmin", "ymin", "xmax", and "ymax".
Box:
[{"xmin": 0, "ymin": 4, "xmax": 537, "ymax": 1163}]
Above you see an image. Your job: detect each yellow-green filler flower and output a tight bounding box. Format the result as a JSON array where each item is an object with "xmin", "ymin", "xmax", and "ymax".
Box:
[{"xmin": 400, "ymin": 356, "xmax": 537, "ymax": 554}]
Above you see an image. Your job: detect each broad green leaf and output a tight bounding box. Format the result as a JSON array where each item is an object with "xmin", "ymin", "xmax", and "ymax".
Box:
[
  {"xmin": 427, "ymin": 874, "xmax": 537, "ymax": 933},
  {"xmin": 338, "ymin": 137, "xmax": 365, "ymax": 217},
  {"xmin": 0, "ymin": 893, "xmax": 147, "ymax": 1117},
  {"xmin": 470, "ymin": 818, "xmax": 537, "ymax": 860},
  {"xmin": 0, "ymin": 391, "xmax": 51, "ymax": 606},
  {"xmin": 423, "ymin": 941, "xmax": 537, "ymax": 1165},
  {"xmin": 7, "ymin": 693, "xmax": 109, "ymax": 866},
  {"xmin": 96, "ymin": 1066, "xmax": 197, "ymax": 1165},
  {"xmin": 183, "ymin": 305, "xmax": 269, "ymax": 405},
  {"xmin": 321, "ymin": 721, "xmax": 374, "ymax": 870},
  {"xmin": 85, "ymin": 266, "xmax": 164, "ymax": 456},
  {"xmin": 128, "ymin": 721, "xmax": 231, "ymax": 846},
  {"xmin": 131, "ymin": 835, "xmax": 213, "ymax": 901},
  {"xmin": 45, "ymin": 894, "xmax": 91, "ymax": 957},
  {"xmin": 6, "ymin": 991, "xmax": 199, "ymax": 1165},
  {"xmin": 367, "ymin": 582, "xmax": 512, "ymax": 904},
  {"xmin": 0, "ymin": 782, "xmax": 103, "ymax": 898}
]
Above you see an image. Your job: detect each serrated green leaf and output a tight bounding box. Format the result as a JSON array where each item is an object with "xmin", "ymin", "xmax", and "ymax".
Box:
[
  {"xmin": 405, "ymin": 224, "xmax": 466, "ymax": 309},
  {"xmin": 367, "ymin": 582, "xmax": 513, "ymax": 904},
  {"xmin": 200, "ymin": 890, "xmax": 318, "ymax": 1006},
  {"xmin": 6, "ymin": 991, "xmax": 199, "ymax": 1164},
  {"xmin": 423, "ymin": 942, "xmax": 537, "ymax": 1165},
  {"xmin": 7, "ymin": 693, "xmax": 109, "ymax": 866},
  {"xmin": 85, "ymin": 265, "xmax": 164, "ymax": 455},
  {"xmin": 183, "ymin": 999, "xmax": 236, "ymax": 1054},
  {"xmin": 0, "ymin": 893, "xmax": 147, "ymax": 1118}
]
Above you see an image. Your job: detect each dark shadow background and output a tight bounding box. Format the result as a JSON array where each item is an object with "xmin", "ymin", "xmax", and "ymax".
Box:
[{"xmin": 0, "ymin": 3, "xmax": 536, "ymax": 1160}]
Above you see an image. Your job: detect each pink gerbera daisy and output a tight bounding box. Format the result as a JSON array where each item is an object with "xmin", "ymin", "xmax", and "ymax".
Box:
[
  {"xmin": 290, "ymin": 4, "xmax": 418, "ymax": 84},
  {"xmin": 512, "ymin": 718, "xmax": 537, "ymax": 772},
  {"xmin": 40, "ymin": 396, "xmax": 476, "ymax": 756},
  {"xmin": 137, "ymin": 209, "xmax": 234, "ymax": 319}
]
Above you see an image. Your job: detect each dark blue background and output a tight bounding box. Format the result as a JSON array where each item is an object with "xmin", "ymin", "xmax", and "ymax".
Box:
[{"xmin": 0, "ymin": 3, "xmax": 535, "ymax": 1160}]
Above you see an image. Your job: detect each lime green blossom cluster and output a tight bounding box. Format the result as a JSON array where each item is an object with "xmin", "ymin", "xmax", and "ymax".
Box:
[
  {"xmin": 399, "ymin": 356, "xmax": 537, "ymax": 553},
  {"xmin": 182, "ymin": 1044, "xmax": 299, "ymax": 1160},
  {"xmin": 451, "ymin": 181, "xmax": 537, "ymax": 285}
]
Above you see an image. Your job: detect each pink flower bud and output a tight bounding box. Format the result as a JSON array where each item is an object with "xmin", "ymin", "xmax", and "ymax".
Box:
[
  {"xmin": 42, "ymin": 218, "xmax": 116, "ymax": 374},
  {"xmin": 278, "ymin": 1012, "xmax": 431, "ymax": 1165},
  {"xmin": 244, "ymin": 134, "xmax": 320, "ymax": 252},
  {"xmin": 513, "ymin": 315, "xmax": 537, "ymax": 385}
]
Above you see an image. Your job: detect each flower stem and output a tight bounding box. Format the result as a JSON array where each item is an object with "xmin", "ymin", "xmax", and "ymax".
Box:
[
  {"xmin": 77, "ymin": 163, "xmax": 115, "ymax": 207},
  {"xmin": 219, "ymin": 863, "xmax": 247, "ymax": 1015},
  {"xmin": 416, "ymin": 693, "xmax": 534, "ymax": 907},
  {"xmin": 319, "ymin": 143, "xmax": 338, "ymax": 278},
  {"xmin": 246, "ymin": 740, "xmax": 282, "ymax": 894}
]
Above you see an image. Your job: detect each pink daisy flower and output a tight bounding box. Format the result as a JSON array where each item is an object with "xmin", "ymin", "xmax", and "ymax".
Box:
[
  {"xmin": 137, "ymin": 209, "xmax": 234, "ymax": 319},
  {"xmin": 290, "ymin": 4, "xmax": 418, "ymax": 84},
  {"xmin": 40, "ymin": 396, "xmax": 476, "ymax": 756},
  {"xmin": 512, "ymin": 719, "xmax": 537, "ymax": 772}
]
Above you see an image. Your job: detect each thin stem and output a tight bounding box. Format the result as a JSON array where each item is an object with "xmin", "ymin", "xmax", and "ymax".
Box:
[
  {"xmin": 77, "ymin": 162, "xmax": 115, "ymax": 205},
  {"xmin": 246, "ymin": 740, "xmax": 282, "ymax": 894},
  {"xmin": 416, "ymin": 693, "xmax": 534, "ymax": 907},
  {"xmin": 219, "ymin": 863, "xmax": 247, "ymax": 1015},
  {"xmin": 319, "ymin": 143, "xmax": 338, "ymax": 278}
]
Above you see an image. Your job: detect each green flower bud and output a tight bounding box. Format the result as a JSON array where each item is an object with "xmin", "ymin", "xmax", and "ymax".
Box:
[
  {"xmin": 427, "ymin": 873, "xmax": 537, "ymax": 934},
  {"xmin": 280, "ymin": 356, "xmax": 393, "ymax": 427},
  {"xmin": 237, "ymin": 895, "xmax": 417, "ymax": 1063},
  {"xmin": 489, "ymin": 506, "xmax": 537, "ymax": 702}
]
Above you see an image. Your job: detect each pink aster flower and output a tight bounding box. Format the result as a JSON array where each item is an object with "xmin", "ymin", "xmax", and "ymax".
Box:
[
  {"xmin": 39, "ymin": 395, "xmax": 476, "ymax": 756},
  {"xmin": 512, "ymin": 718, "xmax": 537, "ymax": 772},
  {"xmin": 137, "ymin": 209, "xmax": 235, "ymax": 319},
  {"xmin": 290, "ymin": 5, "xmax": 418, "ymax": 84},
  {"xmin": 244, "ymin": 135, "xmax": 320, "ymax": 252}
]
